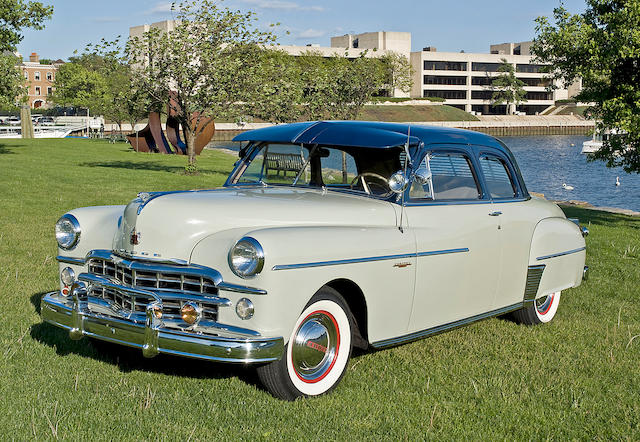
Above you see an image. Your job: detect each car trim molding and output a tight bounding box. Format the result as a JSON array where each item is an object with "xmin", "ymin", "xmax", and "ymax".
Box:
[
  {"xmin": 371, "ymin": 302, "xmax": 523, "ymax": 349},
  {"xmin": 536, "ymin": 247, "xmax": 586, "ymax": 261},
  {"xmin": 271, "ymin": 248, "xmax": 469, "ymax": 271},
  {"xmin": 56, "ymin": 255, "xmax": 86, "ymax": 266}
]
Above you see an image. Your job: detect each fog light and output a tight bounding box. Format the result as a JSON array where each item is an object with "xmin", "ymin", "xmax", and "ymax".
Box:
[
  {"xmin": 180, "ymin": 302, "xmax": 201, "ymax": 325},
  {"xmin": 61, "ymin": 267, "xmax": 76, "ymax": 286},
  {"xmin": 236, "ymin": 298, "xmax": 254, "ymax": 320}
]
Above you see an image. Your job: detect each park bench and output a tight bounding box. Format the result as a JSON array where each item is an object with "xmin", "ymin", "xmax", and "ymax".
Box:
[{"xmin": 265, "ymin": 152, "xmax": 304, "ymax": 177}]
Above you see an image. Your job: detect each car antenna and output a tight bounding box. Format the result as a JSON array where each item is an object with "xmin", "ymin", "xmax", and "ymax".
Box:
[{"xmin": 398, "ymin": 125, "xmax": 410, "ymax": 233}]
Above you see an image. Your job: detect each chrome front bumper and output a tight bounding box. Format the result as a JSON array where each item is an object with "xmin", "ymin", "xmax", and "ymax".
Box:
[{"xmin": 41, "ymin": 291, "xmax": 284, "ymax": 363}]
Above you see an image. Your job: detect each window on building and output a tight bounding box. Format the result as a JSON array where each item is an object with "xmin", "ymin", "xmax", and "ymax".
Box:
[
  {"xmin": 34, "ymin": 71, "xmax": 41, "ymax": 81},
  {"xmin": 472, "ymin": 62, "xmax": 503, "ymax": 72},
  {"xmin": 525, "ymin": 91, "xmax": 553, "ymax": 101},
  {"xmin": 471, "ymin": 90, "xmax": 494, "ymax": 100},
  {"xmin": 24, "ymin": 71, "xmax": 29, "ymax": 80},
  {"xmin": 35, "ymin": 86, "xmax": 41, "ymax": 95},
  {"xmin": 47, "ymin": 86, "xmax": 52, "ymax": 95},
  {"xmin": 478, "ymin": 155, "xmax": 516, "ymax": 198},
  {"xmin": 517, "ymin": 77, "xmax": 550, "ymax": 87},
  {"xmin": 423, "ymin": 75, "xmax": 467, "ymax": 85},
  {"xmin": 516, "ymin": 64, "xmax": 547, "ymax": 73},
  {"xmin": 471, "ymin": 76, "xmax": 493, "ymax": 86},
  {"xmin": 423, "ymin": 61, "xmax": 467, "ymax": 71},
  {"xmin": 46, "ymin": 72, "xmax": 53, "ymax": 81},
  {"xmin": 423, "ymin": 89, "xmax": 466, "ymax": 100}
]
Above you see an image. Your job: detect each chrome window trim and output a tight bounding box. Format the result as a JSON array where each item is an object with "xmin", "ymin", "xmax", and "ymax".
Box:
[
  {"xmin": 404, "ymin": 197, "xmax": 529, "ymax": 207},
  {"xmin": 56, "ymin": 255, "xmax": 85, "ymax": 265},
  {"xmin": 372, "ymin": 302, "xmax": 523, "ymax": 349},
  {"xmin": 536, "ymin": 247, "xmax": 586, "ymax": 261},
  {"xmin": 272, "ymin": 247, "xmax": 469, "ymax": 271}
]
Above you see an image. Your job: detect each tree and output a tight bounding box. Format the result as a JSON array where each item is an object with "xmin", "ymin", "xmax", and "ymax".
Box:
[
  {"xmin": 246, "ymin": 50, "xmax": 304, "ymax": 124},
  {"xmin": 0, "ymin": 0, "xmax": 52, "ymax": 117},
  {"xmin": 51, "ymin": 58, "xmax": 108, "ymax": 111},
  {"xmin": 124, "ymin": 0, "xmax": 276, "ymax": 172},
  {"xmin": 0, "ymin": 0, "xmax": 52, "ymax": 53},
  {"xmin": 532, "ymin": 0, "xmax": 640, "ymax": 173},
  {"xmin": 0, "ymin": 54, "xmax": 24, "ymax": 108},
  {"xmin": 379, "ymin": 52, "xmax": 414, "ymax": 97},
  {"xmin": 491, "ymin": 58, "xmax": 527, "ymax": 115}
]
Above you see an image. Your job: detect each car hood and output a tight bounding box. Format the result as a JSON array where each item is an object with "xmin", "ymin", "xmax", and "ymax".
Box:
[{"xmin": 112, "ymin": 186, "xmax": 397, "ymax": 261}]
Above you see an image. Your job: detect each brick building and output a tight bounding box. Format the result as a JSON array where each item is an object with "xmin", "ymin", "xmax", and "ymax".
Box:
[{"xmin": 18, "ymin": 52, "xmax": 61, "ymax": 108}]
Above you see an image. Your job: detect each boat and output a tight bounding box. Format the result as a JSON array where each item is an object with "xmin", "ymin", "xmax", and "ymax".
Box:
[
  {"xmin": 582, "ymin": 128, "xmax": 627, "ymax": 154},
  {"xmin": 0, "ymin": 124, "xmax": 86, "ymax": 139}
]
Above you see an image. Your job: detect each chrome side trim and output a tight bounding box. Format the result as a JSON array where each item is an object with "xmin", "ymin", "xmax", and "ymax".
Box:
[
  {"xmin": 56, "ymin": 256, "xmax": 85, "ymax": 266},
  {"xmin": 217, "ymin": 282, "xmax": 267, "ymax": 296},
  {"xmin": 416, "ymin": 248, "xmax": 469, "ymax": 258},
  {"xmin": 536, "ymin": 247, "xmax": 586, "ymax": 261},
  {"xmin": 523, "ymin": 264, "xmax": 546, "ymax": 306},
  {"xmin": 272, "ymin": 248, "xmax": 469, "ymax": 271},
  {"xmin": 371, "ymin": 302, "xmax": 523, "ymax": 349}
]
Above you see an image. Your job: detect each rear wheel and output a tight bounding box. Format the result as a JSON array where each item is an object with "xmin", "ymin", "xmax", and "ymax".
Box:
[
  {"xmin": 510, "ymin": 291, "xmax": 562, "ymax": 325},
  {"xmin": 256, "ymin": 287, "xmax": 353, "ymax": 400}
]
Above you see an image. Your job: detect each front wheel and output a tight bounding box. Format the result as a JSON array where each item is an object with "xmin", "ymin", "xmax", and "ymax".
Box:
[
  {"xmin": 256, "ymin": 287, "xmax": 353, "ymax": 400},
  {"xmin": 510, "ymin": 291, "xmax": 562, "ymax": 325}
]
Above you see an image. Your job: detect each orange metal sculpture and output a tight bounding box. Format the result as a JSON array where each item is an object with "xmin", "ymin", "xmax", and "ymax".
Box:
[{"xmin": 127, "ymin": 99, "xmax": 215, "ymax": 155}]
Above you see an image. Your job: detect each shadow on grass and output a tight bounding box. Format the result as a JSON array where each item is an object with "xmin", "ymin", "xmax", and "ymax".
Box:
[
  {"xmin": 561, "ymin": 206, "xmax": 640, "ymax": 229},
  {"xmin": 28, "ymin": 291, "xmax": 263, "ymax": 390},
  {"xmin": 0, "ymin": 143, "xmax": 19, "ymax": 154},
  {"xmin": 80, "ymin": 160, "xmax": 187, "ymax": 173}
]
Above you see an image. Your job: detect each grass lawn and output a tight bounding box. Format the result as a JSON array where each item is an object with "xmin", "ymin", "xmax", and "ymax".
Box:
[
  {"xmin": 0, "ymin": 138, "xmax": 638, "ymax": 439},
  {"xmin": 357, "ymin": 105, "xmax": 479, "ymax": 122}
]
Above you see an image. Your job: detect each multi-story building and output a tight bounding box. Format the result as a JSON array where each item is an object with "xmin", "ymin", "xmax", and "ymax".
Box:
[
  {"xmin": 410, "ymin": 42, "xmax": 570, "ymax": 115},
  {"xmin": 130, "ymin": 22, "xmax": 576, "ymax": 115},
  {"xmin": 18, "ymin": 52, "xmax": 60, "ymax": 108}
]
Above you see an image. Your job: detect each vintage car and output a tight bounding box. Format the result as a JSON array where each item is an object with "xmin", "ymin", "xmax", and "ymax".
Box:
[{"xmin": 42, "ymin": 121, "xmax": 588, "ymax": 400}]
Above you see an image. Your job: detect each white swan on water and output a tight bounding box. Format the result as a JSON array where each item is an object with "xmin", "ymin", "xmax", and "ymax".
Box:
[
  {"xmin": 562, "ymin": 183, "xmax": 574, "ymax": 190},
  {"xmin": 616, "ymin": 176, "xmax": 621, "ymax": 186}
]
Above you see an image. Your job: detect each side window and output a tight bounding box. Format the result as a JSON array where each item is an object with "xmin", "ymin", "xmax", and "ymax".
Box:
[
  {"xmin": 410, "ymin": 152, "xmax": 480, "ymax": 200},
  {"xmin": 478, "ymin": 155, "xmax": 516, "ymax": 198}
]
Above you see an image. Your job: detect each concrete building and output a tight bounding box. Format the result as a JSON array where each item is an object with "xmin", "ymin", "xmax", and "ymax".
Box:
[
  {"xmin": 17, "ymin": 52, "xmax": 60, "ymax": 108},
  {"xmin": 130, "ymin": 22, "xmax": 575, "ymax": 115}
]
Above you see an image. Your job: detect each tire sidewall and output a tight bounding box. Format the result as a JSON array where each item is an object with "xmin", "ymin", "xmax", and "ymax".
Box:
[
  {"xmin": 534, "ymin": 291, "xmax": 561, "ymax": 323},
  {"xmin": 285, "ymin": 290, "xmax": 353, "ymax": 397}
]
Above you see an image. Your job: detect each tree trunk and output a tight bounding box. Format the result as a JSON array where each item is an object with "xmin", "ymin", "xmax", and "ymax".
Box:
[{"xmin": 185, "ymin": 125, "xmax": 197, "ymax": 171}]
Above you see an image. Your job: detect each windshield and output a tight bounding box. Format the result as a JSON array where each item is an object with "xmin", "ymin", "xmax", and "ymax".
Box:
[{"xmin": 231, "ymin": 143, "xmax": 405, "ymax": 197}]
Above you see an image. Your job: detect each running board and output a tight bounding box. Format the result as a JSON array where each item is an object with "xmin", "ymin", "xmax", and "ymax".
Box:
[{"xmin": 371, "ymin": 302, "xmax": 523, "ymax": 349}]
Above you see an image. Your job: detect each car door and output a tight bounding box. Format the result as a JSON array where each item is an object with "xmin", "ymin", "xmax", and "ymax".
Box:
[
  {"xmin": 404, "ymin": 146, "xmax": 501, "ymax": 334},
  {"xmin": 475, "ymin": 148, "xmax": 533, "ymax": 308}
]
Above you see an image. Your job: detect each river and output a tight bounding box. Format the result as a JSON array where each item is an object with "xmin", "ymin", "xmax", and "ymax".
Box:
[{"xmin": 503, "ymin": 135, "xmax": 640, "ymax": 212}]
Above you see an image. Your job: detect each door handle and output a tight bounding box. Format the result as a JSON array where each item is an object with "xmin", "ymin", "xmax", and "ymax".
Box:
[{"xmin": 489, "ymin": 211, "xmax": 502, "ymax": 216}]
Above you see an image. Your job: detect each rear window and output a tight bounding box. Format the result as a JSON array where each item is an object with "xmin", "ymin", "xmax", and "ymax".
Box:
[{"xmin": 478, "ymin": 155, "xmax": 516, "ymax": 198}]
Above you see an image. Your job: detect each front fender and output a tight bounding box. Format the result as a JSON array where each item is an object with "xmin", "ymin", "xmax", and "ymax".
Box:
[{"xmin": 190, "ymin": 225, "xmax": 416, "ymax": 344}]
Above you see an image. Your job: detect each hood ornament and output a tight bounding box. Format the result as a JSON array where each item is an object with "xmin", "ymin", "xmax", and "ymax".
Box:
[{"xmin": 130, "ymin": 229, "xmax": 141, "ymax": 245}]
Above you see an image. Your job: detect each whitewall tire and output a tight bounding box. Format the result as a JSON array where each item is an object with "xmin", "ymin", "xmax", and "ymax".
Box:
[
  {"xmin": 510, "ymin": 291, "xmax": 562, "ymax": 325},
  {"xmin": 256, "ymin": 287, "xmax": 353, "ymax": 400}
]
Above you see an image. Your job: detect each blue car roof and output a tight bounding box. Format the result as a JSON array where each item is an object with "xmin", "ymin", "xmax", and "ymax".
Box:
[{"xmin": 232, "ymin": 120, "xmax": 505, "ymax": 150}]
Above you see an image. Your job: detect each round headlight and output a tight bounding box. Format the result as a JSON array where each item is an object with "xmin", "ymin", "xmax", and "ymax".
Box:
[
  {"xmin": 228, "ymin": 237, "xmax": 264, "ymax": 278},
  {"xmin": 55, "ymin": 214, "xmax": 81, "ymax": 250}
]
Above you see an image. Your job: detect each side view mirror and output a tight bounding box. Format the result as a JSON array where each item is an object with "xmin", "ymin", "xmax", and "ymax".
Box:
[
  {"xmin": 413, "ymin": 166, "xmax": 432, "ymax": 185},
  {"xmin": 388, "ymin": 170, "xmax": 409, "ymax": 194}
]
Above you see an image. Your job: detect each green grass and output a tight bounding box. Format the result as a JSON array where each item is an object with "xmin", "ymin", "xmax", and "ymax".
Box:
[
  {"xmin": 357, "ymin": 105, "xmax": 479, "ymax": 122},
  {"xmin": 0, "ymin": 138, "xmax": 639, "ymax": 439}
]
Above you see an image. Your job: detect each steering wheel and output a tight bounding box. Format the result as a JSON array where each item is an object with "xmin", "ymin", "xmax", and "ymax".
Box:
[{"xmin": 349, "ymin": 172, "xmax": 391, "ymax": 196}]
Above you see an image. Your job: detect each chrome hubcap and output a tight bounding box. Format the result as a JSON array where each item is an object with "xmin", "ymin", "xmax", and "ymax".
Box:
[
  {"xmin": 536, "ymin": 294, "xmax": 554, "ymax": 315},
  {"xmin": 291, "ymin": 311, "xmax": 339, "ymax": 383}
]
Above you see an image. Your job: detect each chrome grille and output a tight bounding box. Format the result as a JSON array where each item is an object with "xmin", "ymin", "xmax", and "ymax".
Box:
[{"xmin": 87, "ymin": 258, "xmax": 219, "ymax": 320}]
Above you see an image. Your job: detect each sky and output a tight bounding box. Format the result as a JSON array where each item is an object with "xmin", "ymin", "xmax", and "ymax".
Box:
[{"xmin": 17, "ymin": 0, "xmax": 588, "ymax": 61}]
